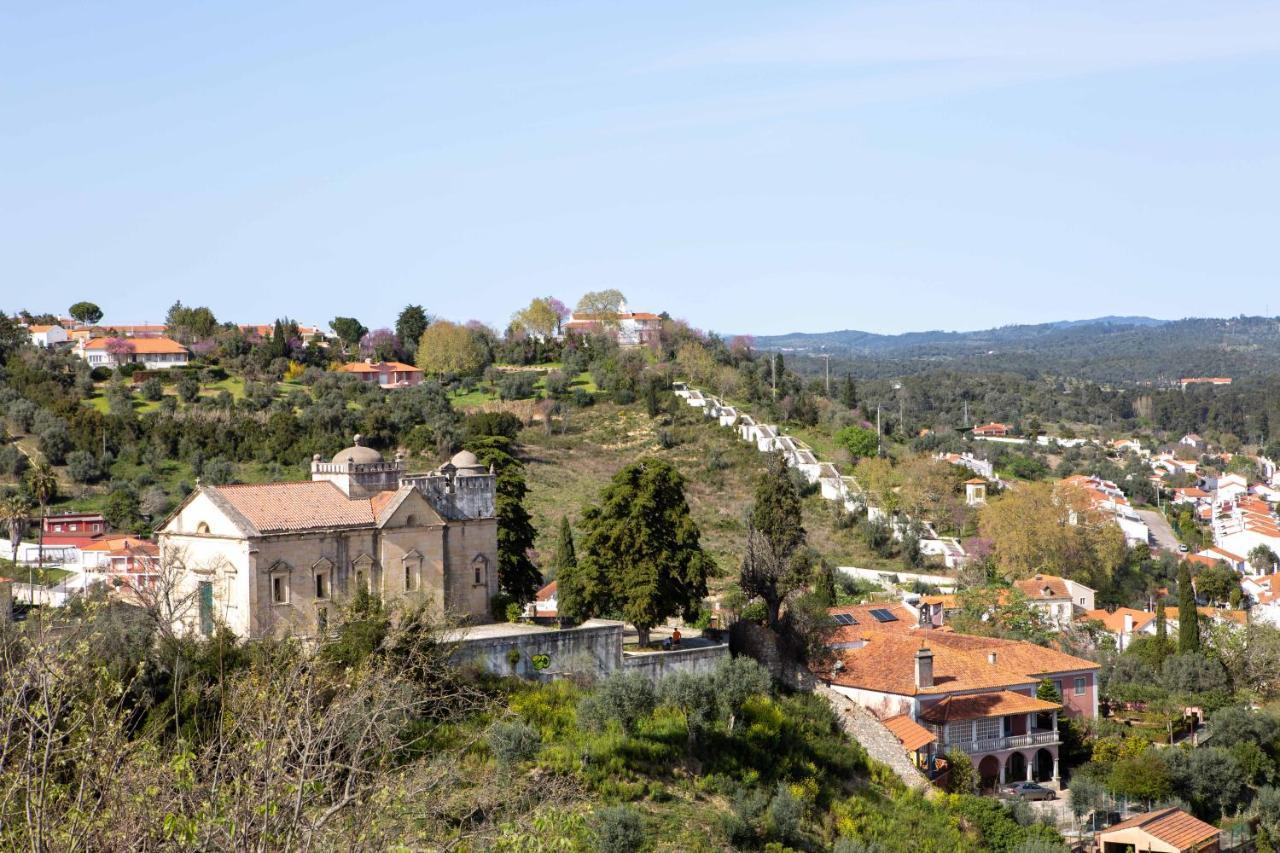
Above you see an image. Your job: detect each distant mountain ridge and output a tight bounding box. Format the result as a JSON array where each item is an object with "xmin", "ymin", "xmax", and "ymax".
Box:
[
  {"xmin": 749, "ymin": 316, "xmax": 1169, "ymax": 352},
  {"xmin": 747, "ymin": 315, "xmax": 1280, "ymax": 384}
]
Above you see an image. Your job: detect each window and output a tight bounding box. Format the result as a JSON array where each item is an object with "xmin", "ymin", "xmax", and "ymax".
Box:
[
  {"xmin": 196, "ymin": 522, "xmax": 210, "ymax": 534},
  {"xmin": 272, "ymin": 575, "xmax": 289, "ymax": 605},
  {"xmin": 1074, "ymin": 676, "xmax": 1086, "ymax": 696},
  {"xmin": 404, "ymin": 564, "xmax": 414, "ymax": 591},
  {"xmin": 315, "ymin": 571, "xmax": 329, "ymax": 600},
  {"xmin": 472, "ymin": 554, "xmax": 489, "ymax": 586},
  {"xmin": 356, "ymin": 570, "xmax": 367, "ymax": 594},
  {"xmin": 198, "ymin": 582, "xmax": 213, "ymax": 637},
  {"xmin": 975, "ymin": 717, "xmax": 1002, "ymax": 741}
]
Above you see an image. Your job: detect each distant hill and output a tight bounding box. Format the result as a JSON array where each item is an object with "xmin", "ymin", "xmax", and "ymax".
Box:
[{"xmin": 749, "ymin": 316, "xmax": 1280, "ymax": 384}]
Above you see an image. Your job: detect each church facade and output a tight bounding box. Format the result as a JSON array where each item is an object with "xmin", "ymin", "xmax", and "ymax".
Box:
[{"xmin": 158, "ymin": 438, "xmax": 499, "ymax": 640}]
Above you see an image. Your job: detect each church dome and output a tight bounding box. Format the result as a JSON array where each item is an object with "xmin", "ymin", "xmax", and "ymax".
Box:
[
  {"xmin": 333, "ymin": 435, "xmax": 383, "ymax": 465},
  {"xmin": 450, "ymin": 449, "xmax": 481, "ymax": 469}
]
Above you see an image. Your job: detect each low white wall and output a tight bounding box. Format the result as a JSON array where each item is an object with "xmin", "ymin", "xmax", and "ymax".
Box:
[{"xmin": 838, "ymin": 566, "xmax": 957, "ymax": 592}]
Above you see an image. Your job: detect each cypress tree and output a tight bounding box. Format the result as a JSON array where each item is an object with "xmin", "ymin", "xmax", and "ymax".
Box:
[
  {"xmin": 550, "ymin": 516, "xmax": 583, "ymax": 622},
  {"xmin": 1177, "ymin": 563, "xmax": 1199, "ymax": 653},
  {"xmin": 740, "ymin": 453, "xmax": 807, "ymax": 628},
  {"xmin": 839, "ymin": 373, "xmax": 857, "ymax": 409}
]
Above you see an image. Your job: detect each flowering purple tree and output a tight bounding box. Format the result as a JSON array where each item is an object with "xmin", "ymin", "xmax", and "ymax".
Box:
[
  {"xmin": 104, "ymin": 338, "xmax": 134, "ymax": 365},
  {"xmin": 547, "ymin": 297, "xmax": 569, "ymax": 332},
  {"xmin": 359, "ymin": 328, "xmax": 401, "ymax": 362}
]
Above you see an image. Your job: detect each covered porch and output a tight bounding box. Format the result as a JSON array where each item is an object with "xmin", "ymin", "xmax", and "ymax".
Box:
[{"xmin": 920, "ymin": 690, "xmax": 1062, "ymax": 787}]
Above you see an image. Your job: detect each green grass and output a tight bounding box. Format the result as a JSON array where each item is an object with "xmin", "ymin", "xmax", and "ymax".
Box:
[{"xmin": 0, "ymin": 561, "xmax": 72, "ymax": 587}]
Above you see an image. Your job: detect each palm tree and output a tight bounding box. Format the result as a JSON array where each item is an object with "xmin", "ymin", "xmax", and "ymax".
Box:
[
  {"xmin": 24, "ymin": 463, "xmax": 58, "ymax": 591},
  {"xmin": 1, "ymin": 494, "xmax": 32, "ymax": 603}
]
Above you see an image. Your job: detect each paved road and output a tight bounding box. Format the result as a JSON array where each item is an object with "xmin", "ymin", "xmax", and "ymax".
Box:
[{"xmin": 1138, "ymin": 509, "xmax": 1181, "ymax": 554}]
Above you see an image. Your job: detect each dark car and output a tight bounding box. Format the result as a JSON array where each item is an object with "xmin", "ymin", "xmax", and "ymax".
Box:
[{"xmin": 1002, "ymin": 782, "xmax": 1056, "ymax": 801}]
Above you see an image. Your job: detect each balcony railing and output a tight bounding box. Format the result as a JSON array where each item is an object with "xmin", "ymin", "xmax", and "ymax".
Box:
[{"xmin": 943, "ymin": 730, "xmax": 1060, "ymax": 755}]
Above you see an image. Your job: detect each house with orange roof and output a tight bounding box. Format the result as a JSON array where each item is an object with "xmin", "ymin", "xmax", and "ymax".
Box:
[
  {"xmin": 1060, "ymin": 474, "xmax": 1151, "ymax": 547},
  {"xmin": 524, "ymin": 580, "xmax": 559, "ymax": 622},
  {"xmin": 80, "ymin": 335, "xmax": 190, "ymax": 369},
  {"xmin": 972, "ymin": 422, "xmax": 1011, "ymax": 437},
  {"xmin": 25, "ymin": 323, "xmax": 68, "ymax": 347},
  {"xmin": 817, "ymin": 606, "xmax": 1099, "ymax": 789},
  {"xmin": 1097, "ymin": 806, "xmax": 1220, "ymax": 853},
  {"xmin": 1078, "ymin": 607, "xmax": 1165, "ymax": 651},
  {"xmin": 159, "ymin": 439, "xmax": 498, "ymax": 640},
  {"xmin": 561, "ymin": 301, "xmax": 662, "ymax": 348},
  {"xmin": 1010, "ymin": 573, "xmax": 1096, "ymax": 626},
  {"xmin": 336, "ymin": 359, "xmax": 422, "ymax": 388}
]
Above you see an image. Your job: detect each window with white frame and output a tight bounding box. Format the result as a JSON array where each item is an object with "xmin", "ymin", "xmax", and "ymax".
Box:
[
  {"xmin": 1074, "ymin": 676, "xmax": 1086, "ymax": 695},
  {"xmin": 975, "ymin": 717, "xmax": 1002, "ymax": 742},
  {"xmin": 472, "ymin": 554, "xmax": 488, "ymax": 586},
  {"xmin": 271, "ymin": 574, "xmax": 289, "ymax": 605}
]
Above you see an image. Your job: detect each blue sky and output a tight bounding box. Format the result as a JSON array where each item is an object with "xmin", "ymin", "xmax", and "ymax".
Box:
[{"xmin": 3, "ymin": 1, "xmax": 1279, "ymax": 335}]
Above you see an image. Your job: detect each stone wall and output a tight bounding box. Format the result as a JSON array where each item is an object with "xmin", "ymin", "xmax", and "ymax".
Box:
[
  {"xmin": 453, "ymin": 621, "xmax": 626, "ymax": 680},
  {"xmin": 621, "ymin": 643, "xmax": 729, "ymax": 681}
]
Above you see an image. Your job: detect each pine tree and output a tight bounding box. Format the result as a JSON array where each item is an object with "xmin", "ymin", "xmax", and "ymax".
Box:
[
  {"xmin": 740, "ymin": 453, "xmax": 807, "ymax": 628},
  {"xmin": 575, "ymin": 458, "xmax": 713, "ymax": 646},
  {"xmin": 465, "ymin": 436, "xmax": 541, "ymax": 605},
  {"xmin": 551, "ymin": 516, "xmax": 585, "ymax": 622},
  {"xmin": 1177, "ymin": 563, "xmax": 1199, "ymax": 653},
  {"xmin": 840, "ymin": 373, "xmax": 857, "ymax": 409},
  {"xmin": 1155, "ymin": 599, "xmax": 1170, "ymax": 664}
]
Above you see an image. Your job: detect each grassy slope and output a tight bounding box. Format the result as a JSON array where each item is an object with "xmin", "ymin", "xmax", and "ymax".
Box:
[{"xmin": 518, "ymin": 397, "xmax": 902, "ymax": 583}]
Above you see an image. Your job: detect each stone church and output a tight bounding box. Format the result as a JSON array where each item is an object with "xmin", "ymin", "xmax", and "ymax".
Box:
[{"xmin": 158, "ymin": 437, "xmax": 499, "ymax": 640}]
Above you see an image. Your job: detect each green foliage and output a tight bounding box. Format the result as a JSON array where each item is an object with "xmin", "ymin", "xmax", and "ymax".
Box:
[
  {"xmin": 945, "ymin": 795, "xmax": 1065, "ymax": 853},
  {"xmin": 569, "ymin": 458, "xmax": 712, "ymax": 642},
  {"xmin": 741, "ymin": 453, "xmax": 807, "ymax": 628},
  {"xmin": 486, "ymin": 718, "xmax": 542, "ymax": 768},
  {"xmin": 1178, "ymin": 562, "xmax": 1199, "ymax": 653},
  {"xmin": 329, "ymin": 315, "xmax": 368, "ymax": 348},
  {"xmin": 466, "ymin": 436, "xmax": 541, "ymax": 605},
  {"xmin": 68, "ymin": 301, "xmax": 104, "ymax": 325},
  {"xmin": 577, "ymin": 672, "xmax": 657, "ymax": 735},
  {"xmin": 834, "ymin": 425, "xmax": 878, "ymax": 459},
  {"xmin": 943, "ymin": 750, "xmax": 978, "ymax": 795},
  {"xmin": 394, "ymin": 305, "xmax": 430, "ymax": 363}
]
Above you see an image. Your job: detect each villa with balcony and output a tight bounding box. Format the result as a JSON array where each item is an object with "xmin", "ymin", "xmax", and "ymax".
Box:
[{"xmin": 817, "ymin": 602, "xmax": 1099, "ymax": 790}]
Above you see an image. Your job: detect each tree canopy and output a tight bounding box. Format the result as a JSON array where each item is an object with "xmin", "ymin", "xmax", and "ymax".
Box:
[
  {"xmin": 68, "ymin": 301, "xmax": 103, "ymax": 325},
  {"xmin": 415, "ymin": 320, "xmax": 489, "ymax": 378},
  {"xmin": 394, "ymin": 305, "xmax": 430, "ymax": 362}
]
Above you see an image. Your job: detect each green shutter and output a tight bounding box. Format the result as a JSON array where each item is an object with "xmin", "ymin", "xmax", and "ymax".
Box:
[{"xmin": 198, "ymin": 581, "xmax": 213, "ymax": 636}]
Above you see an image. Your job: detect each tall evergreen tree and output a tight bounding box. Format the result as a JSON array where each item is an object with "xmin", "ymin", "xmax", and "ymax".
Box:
[
  {"xmin": 1177, "ymin": 563, "xmax": 1199, "ymax": 653},
  {"xmin": 465, "ymin": 436, "xmax": 541, "ymax": 605},
  {"xmin": 551, "ymin": 516, "xmax": 584, "ymax": 621},
  {"xmin": 395, "ymin": 305, "xmax": 430, "ymax": 364},
  {"xmin": 740, "ymin": 453, "xmax": 807, "ymax": 628},
  {"xmin": 839, "ymin": 373, "xmax": 857, "ymax": 409},
  {"xmin": 573, "ymin": 458, "xmax": 712, "ymax": 645}
]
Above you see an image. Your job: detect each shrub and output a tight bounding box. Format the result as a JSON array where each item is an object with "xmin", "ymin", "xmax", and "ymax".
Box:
[
  {"xmin": 544, "ymin": 370, "xmax": 571, "ymax": 397},
  {"xmin": 656, "ymin": 429, "xmax": 680, "ymax": 449},
  {"xmin": 201, "ymin": 457, "xmax": 234, "ymax": 485},
  {"xmin": 571, "ymin": 388, "xmax": 595, "ymax": 408},
  {"xmin": 37, "ymin": 422, "xmax": 71, "ymax": 465},
  {"xmin": 577, "ymin": 672, "xmax": 656, "ymax": 734},
  {"xmin": 176, "ymin": 373, "xmax": 201, "ymax": 403},
  {"xmin": 0, "ymin": 445, "xmax": 29, "ymax": 477},
  {"xmin": 466, "ymin": 411, "xmax": 524, "ymax": 441},
  {"xmin": 139, "ymin": 377, "xmax": 164, "ymax": 401},
  {"xmin": 89, "ymin": 366, "xmax": 112, "ymax": 381},
  {"xmin": 593, "ymin": 806, "xmax": 647, "ymax": 853},
  {"xmin": 486, "ymin": 718, "xmax": 542, "ymax": 768},
  {"xmin": 7, "ymin": 399, "xmax": 37, "ymax": 432},
  {"xmin": 66, "ymin": 450, "xmax": 103, "ymax": 484},
  {"xmin": 612, "ymin": 389, "xmax": 635, "ymax": 405},
  {"xmin": 497, "ymin": 372, "xmax": 538, "ymax": 401}
]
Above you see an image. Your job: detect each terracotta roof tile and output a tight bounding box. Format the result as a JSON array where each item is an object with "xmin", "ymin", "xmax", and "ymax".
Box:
[
  {"xmin": 208, "ymin": 481, "xmax": 379, "ymax": 533},
  {"xmin": 883, "ymin": 714, "xmax": 937, "ymax": 751},
  {"xmin": 919, "ymin": 690, "xmax": 1059, "ymax": 724},
  {"xmin": 83, "ymin": 336, "xmax": 188, "ymax": 354},
  {"xmin": 1101, "ymin": 807, "xmax": 1219, "ymax": 848},
  {"xmin": 1013, "ymin": 574, "xmax": 1071, "ymax": 600}
]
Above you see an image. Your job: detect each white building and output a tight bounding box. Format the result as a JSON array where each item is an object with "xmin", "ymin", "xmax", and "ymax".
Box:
[
  {"xmin": 27, "ymin": 324, "xmax": 69, "ymax": 347},
  {"xmin": 81, "ymin": 336, "xmax": 190, "ymax": 369}
]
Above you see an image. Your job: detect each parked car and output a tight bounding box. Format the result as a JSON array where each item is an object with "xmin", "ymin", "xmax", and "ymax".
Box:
[
  {"xmin": 1002, "ymin": 782, "xmax": 1056, "ymax": 801},
  {"xmin": 1178, "ymin": 543, "xmax": 1190, "ymax": 553}
]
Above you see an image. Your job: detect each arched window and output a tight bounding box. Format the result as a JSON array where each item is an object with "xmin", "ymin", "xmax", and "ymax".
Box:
[
  {"xmin": 196, "ymin": 522, "xmax": 210, "ymax": 534},
  {"xmin": 404, "ymin": 514, "xmax": 417, "ymax": 527},
  {"xmin": 472, "ymin": 554, "xmax": 489, "ymax": 586}
]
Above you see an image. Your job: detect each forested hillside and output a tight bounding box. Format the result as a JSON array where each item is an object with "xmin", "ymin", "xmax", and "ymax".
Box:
[{"xmin": 754, "ymin": 316, "xmax": 1280, "ymax": 384}]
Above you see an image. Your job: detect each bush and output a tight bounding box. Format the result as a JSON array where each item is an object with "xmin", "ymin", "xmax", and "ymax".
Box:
[
  {"xmin": 577, "ymin": 672, "xmax": 656, "ymax": 734},
  {"xmin": 7, "ymin": 399, "xmax": 37, "ymax": 432},
  {"xmin": 0, "ymin": 445, "xmax": 29, "ymax": 478},
  {"xmin": 485, "ymin": 718, "xmax": 542, "ymax": 768},
  {"xmin": 66, "ymin": 450, "xmax": 103, "ymax": 484},
  {"xmin": 37, "ymin": 422, "xmax": 71, "ymax": 465},
  {"xmin": 612, "ymin": 388, "xmax": 635, "ymax": 405},
  {"xmin": 497, "ymin": 371, "xmax": 539, "ymax": 401},
  {"xmin": 593, "ymin": 806, "xmax": 647, "ymax": 853},
  {"xmin": 571, "ymin": 388, "xmax": 595, "ymax": 408},
  {"xmin": 89, "ymin": 366, "xmax": 112, "ymax": 381},
  {"xmin": 176, "ymin": 373, "xmax": 201, "ymax": 403},
  {"xmin": 544, "ymin": 370, "xmax": 571, "ymax": 397},
  {"xmin": 656, "ymin": 429, "xmax": 680, "ymax": 449},
  {"xmin": 200, "ymin": 457, "xmax": 235, "ymax": 485},
  {"xmin": 465, "ymin": 411, "xmax": 523, "ymax": 441},
  {"xmin": 764, "ymin": 783, "xmax": 804, "ymax": 845},
  {"xmin": 139, "ymin": 377, "xmax": 164, "ymax": 401}
]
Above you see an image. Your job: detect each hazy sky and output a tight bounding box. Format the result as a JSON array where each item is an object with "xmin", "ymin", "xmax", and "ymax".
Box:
[{"xmin": 4, "ymin": 2, "xmax": 1280, "ymax": 335}]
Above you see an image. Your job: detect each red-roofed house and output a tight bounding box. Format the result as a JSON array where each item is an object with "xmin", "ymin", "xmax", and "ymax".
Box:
[
  {"xmin": 1097, "ymin": 806, "xmax": 1220, "ymax": 852},
  {"xmin": 817, "ymin": 607, "xmax": 1098, "ymax": 789},
  {"xmin": 81, "ymin": 336, "xmax": 190, "ymax": 369},
  {"xmin": 561, "ymin": 302, "xmax": 662, "ymax": 348},
  {"xmin": 336, "ymin": 359, "xmax": 422, "ymax": 388},
  {"xmin": 973, "ymin": 422, "xmax": 1011, "ymax": 437},
  {"xmin": 26, "ymin": 324, "xmax": 68, "ymax": 347},
  {"xmin": 525, "ymin": 580, "xmax": 558, "ymax": 622}
]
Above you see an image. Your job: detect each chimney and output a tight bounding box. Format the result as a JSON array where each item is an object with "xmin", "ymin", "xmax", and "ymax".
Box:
[
  {"xmin": 987, "ymin": 651, "xmax": 997, "ymax": 665},
  {"xmin": 1123, "ymin": 613, "xmax": 1134, "ymax": 634},
  {"xmin": 914, "ymin": 647, "xmax": 934, "ymax": 689}
]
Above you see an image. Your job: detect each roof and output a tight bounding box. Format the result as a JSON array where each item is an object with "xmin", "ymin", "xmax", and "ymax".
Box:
[
  {"xmin": 28, "ymin": 324, "xmax": 60, "ymax": 332},
  {"xmin": 882, "ymin": 714, "xmax": 937, "ymax": 751},
  {"xmin": 1100, "ymin": 807, "xmax": 1219, "ymax": 849},
  {"xmin": 336, "ymin": 360, "xmax": 420, "ymax": 374},
  {"xmin": 964, "ymin": 478, "xmax": 987, "ymax": 485},
  {"xmin": 1012, "ymin": 574, "xmax": 1071, "ymax": 600},
  {"xmin": 828, "ymin": 602, "xmax": 919, "ymax": 641},
  {"xmin": 919, "ymin": 690, "xmax": 1059, "ymax": 724},
  {"xmin": 81, "ymin": 535, "xmax": 157, "ymax": 555},
  {"xmin": 920, "ymin": 632, "xmax": 1100, "ymax": 676},
  {"xmin": 83, "ymin": 336, "xmax": 188, "ymax": 354},
  {"xmin": 536, "ymin": 580, "xmax": 558, "ymax": 601},
  {"xmin": 821, "ymin": 635, "xmax": 1036, "ymax": 696},
  {"xmin": 204, "ymin": 481, "xmax": 398, "ymax": 534},
  {"xmin": 1080, "ymin": 607, "xmax": 1158, "ymax": 634}
]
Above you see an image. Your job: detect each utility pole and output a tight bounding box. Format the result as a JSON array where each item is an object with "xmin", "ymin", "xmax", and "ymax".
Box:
[
  {"xmin": 770, "ymin": 353, "xmax": 777, "ymax": 400},
  {"xmin": 876, "ymin": 405, "xmax": 882, "ymax": 457},
  {"xmin": 822, "ymin": 352, "xmax": 831, "ymax": 396},
  {"xmin": 963, "ymin": 400, "xmax": 969, "ymax": 428}
]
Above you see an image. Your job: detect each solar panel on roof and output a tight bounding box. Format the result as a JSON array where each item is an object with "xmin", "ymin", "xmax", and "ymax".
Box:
[
  {"xmin": 869, "ymin": 608, "xmax": 898, "ymax": 623},
  {"xmin": 832, "ymin": 613, "xmax": 857, "ymax": 626}
]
